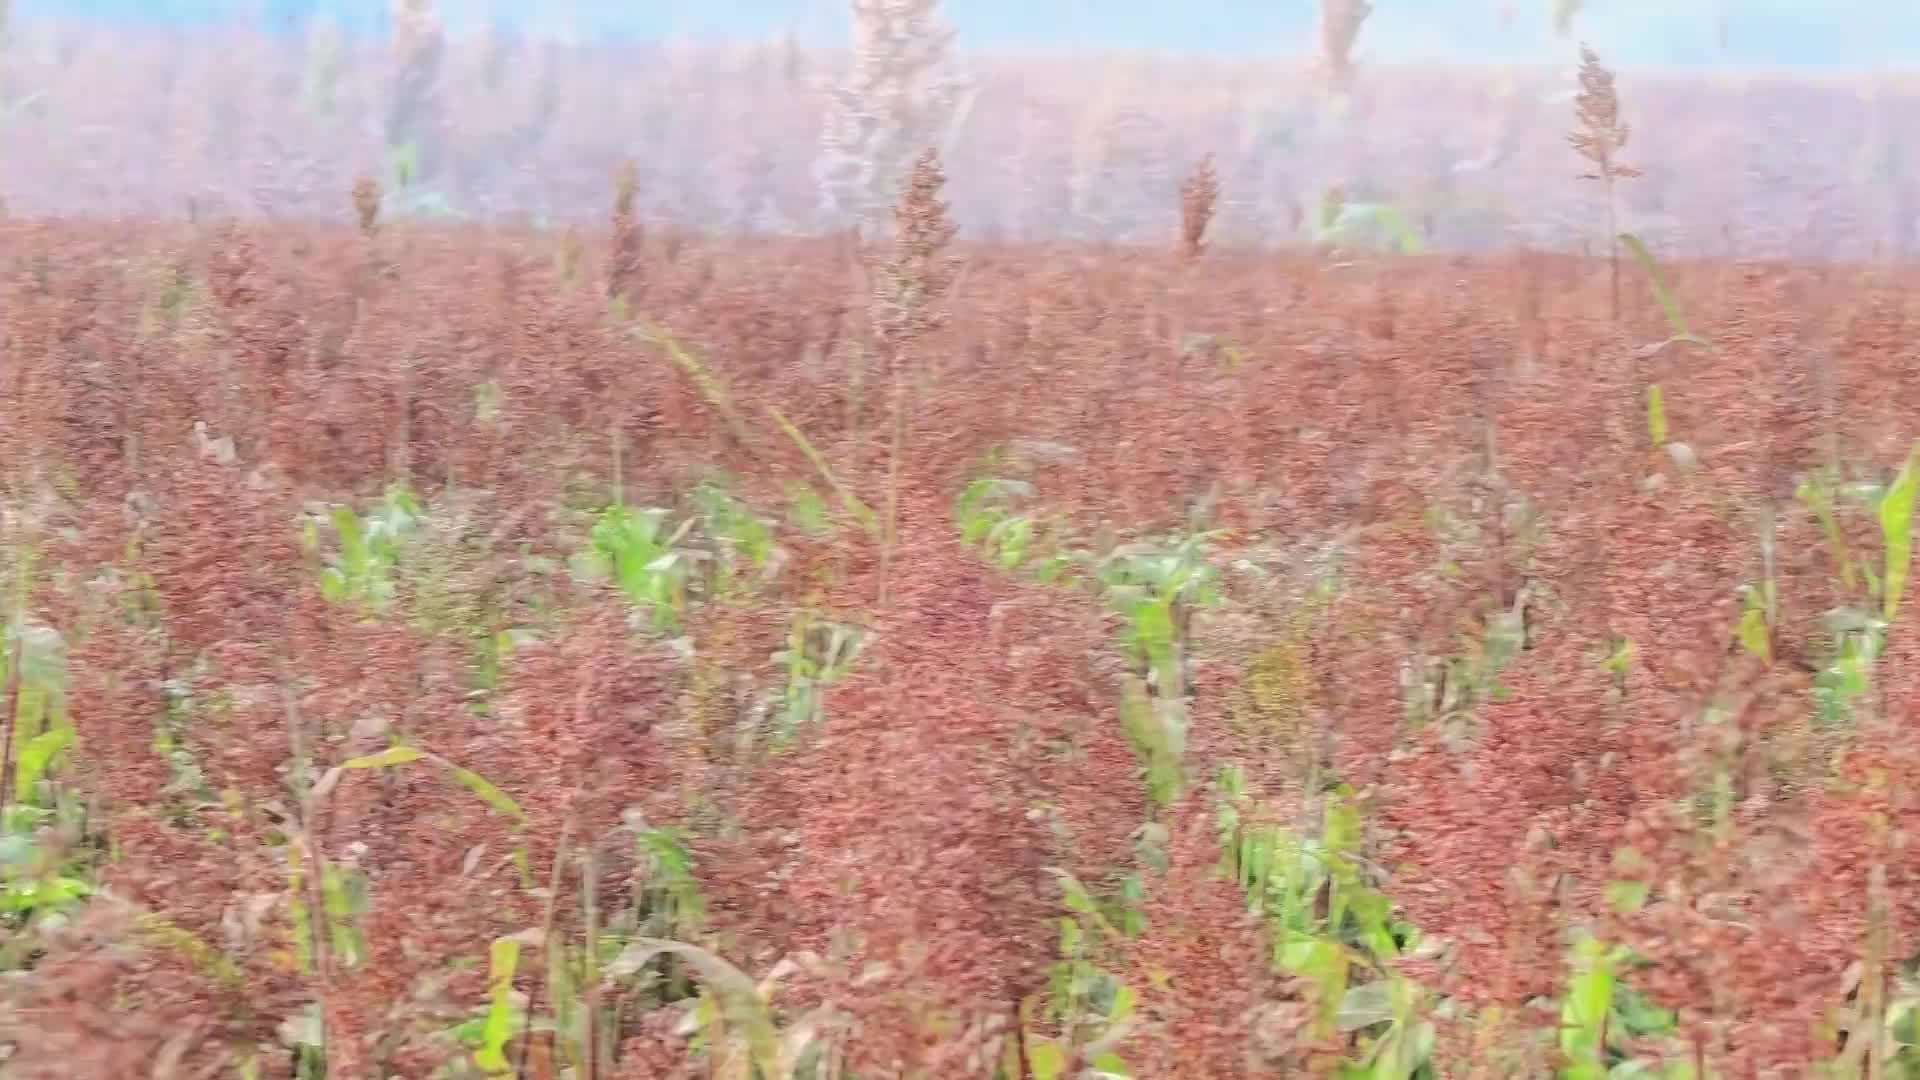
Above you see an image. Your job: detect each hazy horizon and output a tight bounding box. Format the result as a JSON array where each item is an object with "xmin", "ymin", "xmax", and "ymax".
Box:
[
  {"xmin": 17, "ymin": 0, "xmax": 1920, "ymax": 71},
  {"xmin": 5, "ymin": 0, "xmax": 1914, "ymax": 257}
]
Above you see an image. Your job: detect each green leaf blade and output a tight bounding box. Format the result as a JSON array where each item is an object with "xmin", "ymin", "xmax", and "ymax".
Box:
[
  {"xmin": 450, "ymin": 766, "xmax": 527, "ymax": 823},
  {"xmin": 341, "ymin": 746, "xmax": 425, "ymax": 770},
  {"xmin": 1881, "ymin": 444, "xmax": 1919, "ymax": 621},
  {"xmin": 474, "ymin": 934, "xmax": 522, "ymax": 1074},
  {"xmin": 1619, "ymin": 232, "xmax": 1702, "ymax": 344}
]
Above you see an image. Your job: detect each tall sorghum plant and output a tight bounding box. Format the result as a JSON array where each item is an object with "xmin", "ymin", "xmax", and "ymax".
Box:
[
  {"xmin": 1568, "ymin": 44, "xmax": 1642, "ymax": 321},
  {"xmin": 1180, "ymin": 154, "xmax": 1220, "ymax": 258},
  {"xmin": 1319, "ymin": 0, "xmax": 1372, "ymax": 92},
  {"xmin": 387, "ymin": 0, "xmax": 444, "ymax": 190},
  {"xmin": 609, "ymin": 160, "xmax": 643, "ymax": 309},
  {"xmin": 817, "ymin": 0, "xmax": 964, "ymax": 235},
  {"xmin": 874, "ymin": 148, "xmax": 958, "ymax": 605}
]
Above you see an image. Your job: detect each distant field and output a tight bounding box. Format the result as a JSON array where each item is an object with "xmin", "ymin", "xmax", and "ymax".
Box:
[{"xmin": 0, "ymin": 23, "xmax": 1915, "ymax": 257}]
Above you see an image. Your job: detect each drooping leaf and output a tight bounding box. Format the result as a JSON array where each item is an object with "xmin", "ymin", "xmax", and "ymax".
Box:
[
  {"xmin": 603, "ymin": 938, "xmax": 782, "ymax": 1073},
  {"xmin": 769, "ymin": 405, "xmax": 879, "ymax": 536},
  {"xmin": 340, "ymin": 745, "xmax": 425, "ymax": 770},
  {"xmin": 649, "ymin": 331, "xmax": 752, "ymax": 442},
  {"xmin": 1619, "ymin": 233, "xmax": 1706, "ymax": 346},
  {"xmin": 450, "ymin": 766, "xmax": 526, "ymax": 823}
]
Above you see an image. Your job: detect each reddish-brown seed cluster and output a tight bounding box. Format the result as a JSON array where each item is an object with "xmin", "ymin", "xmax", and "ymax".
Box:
[{"xmin": 2, "ymin": 214, "xmax": 1920, "ymax": 1074}]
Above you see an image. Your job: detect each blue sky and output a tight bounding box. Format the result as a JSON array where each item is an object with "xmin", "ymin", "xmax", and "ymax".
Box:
[{"xmin": 19, "ymin": 0, "xmax": 1920, "ymax": 70}]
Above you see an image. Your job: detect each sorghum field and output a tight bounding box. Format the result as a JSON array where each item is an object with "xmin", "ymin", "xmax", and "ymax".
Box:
[{"xmin": 5, "ymin": 10, "xmax": 1920, "ymax": 1080}]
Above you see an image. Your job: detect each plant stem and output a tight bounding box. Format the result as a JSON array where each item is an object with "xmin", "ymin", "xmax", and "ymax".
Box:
[
  {"xmin": 878, "ymin": 346, "xmax": 912, "ymax": 609},
  {"xmin": 612, "ymin": 413, "xmax": 625, "ymax": 507},
  {"xmin": 582, "ymin": 847, "xmax": 601, "ymax": 1080},
  {"xmin": 0, "ymin": 618, "xmax": 23, "ymax": 821},
  {"xmin": 520, "ymin": 664, "xmax": 593, "ymax": 1078},
  {"xmin": 517, "ymin": 814, "xmax": 575, "ymax": 1080},
  {"xmin": 286, "ymin": 673, "xmax": 337, "ymax": 1073},
  {"xmin": 394, "ymin": 351, "xmax": 414, "ymax": 487},
  {"xmin": 1606, "ymin": 180, "xmax": 1620, "ymax": 322}
]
